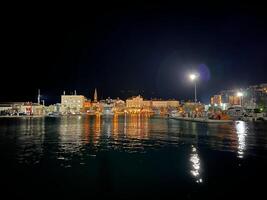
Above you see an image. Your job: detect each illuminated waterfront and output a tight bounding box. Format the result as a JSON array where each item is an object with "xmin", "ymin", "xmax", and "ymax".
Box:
[{"xmin": 1, "ymin": 116, "xmax": 267, "ymax": 198}]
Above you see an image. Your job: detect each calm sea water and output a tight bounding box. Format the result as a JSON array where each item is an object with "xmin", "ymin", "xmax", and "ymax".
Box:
[{"xmin": 1, "ymin": 115, "xmax": 267, "ymax": 199}]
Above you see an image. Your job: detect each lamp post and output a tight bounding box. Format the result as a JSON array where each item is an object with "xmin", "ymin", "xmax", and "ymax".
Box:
[
  {"xmin": 189, "ymin": 73, "xmax": 198, "ymax": 103},
  {"xmin": 237, "ymin": 92, "xmax": 243, "ymax": 107}
]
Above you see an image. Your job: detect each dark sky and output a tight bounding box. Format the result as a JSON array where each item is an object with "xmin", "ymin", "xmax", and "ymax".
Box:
[{"xmin": 2, "ymin": 2, "xmax": 267, "ymax": 104}]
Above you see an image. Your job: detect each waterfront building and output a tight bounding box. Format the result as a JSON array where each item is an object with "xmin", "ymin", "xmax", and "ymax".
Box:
[
  {"xmin": 211, "ymin": 90, "xmax": 241, "ymax": 109},
  {"xmin": 61, "ymin": 93, "xmax": 85, "ymax": 114},
  {"xmin": 114, "ymin": 98, "xmax": 125, "ymax": 113},
  {"xmin": 166, "ymin": 100, "xmax": 180, "ymax": 108},
  {"xmin": 20, "ymin": 102, "xmax": 45, "ymax": 115},
  {"xmin": 0, "ymin": 103, "xmax": 13, "ymax": 112},
  {"xmin": 151, "ymin": 100, "xmax": 168, "ymax": 108},
  {"xmin": 143, "ymin": 100, "xmax": 152, "ymax": 108},
  {"xmin": 0, "ymin": 103, "xmax": 16, "ymax": 115},
  {"xmin": 210, "ymin": 95, "xmax": 222, "ymax": 106},
  {"xmin": 142, "ymin": 100, "xmax": 153, "ymax": 113},
  {"xmin": 243, "ymin": 83, "xmax": 267, "ymax": 111},
  {"xmin": 150, "ymin": 99, "xmax": 179, "ymax": 114},
  {"xmin": 84, "ymin": 100, "xmax": 91, "ymax": 108},
  {"xmin": 211, "ymin": 83, "xmax": 267, "ymax": 111},
  {"xmin": 0, "ymin": 102, "xmax": 45, "ymax": 115},
  {"xmin": 126, "ymin": 95, "xmax": 143, "ymax": 108},
  {"xmin": 98, "ymin": 97, "xmax": 116, "ymax": 115},
  {"xmin": 45, "ymin": 103, "xmax": 61, "ymax": 114},
  {"xmin": 150, "ymin": 99, "xmax": 179, "ymax": 109},
  {"xmin": 125, "ymin": 95, "xmax": 179, "ymax": 114}
]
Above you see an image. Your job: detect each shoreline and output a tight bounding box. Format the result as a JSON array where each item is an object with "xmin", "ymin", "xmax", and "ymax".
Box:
[
  {"xmin": 0, "ymin": 115, "xmax": 45, "ymax": 118},
  {"xmin": 169, "ymin": 116, "xmax": 234, "ymax": 123}
]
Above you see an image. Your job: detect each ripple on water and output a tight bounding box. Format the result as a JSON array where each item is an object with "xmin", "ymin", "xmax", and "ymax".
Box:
[{"xmin": 1, "ymin": 116, "xmax": 267, "ymax": 165}]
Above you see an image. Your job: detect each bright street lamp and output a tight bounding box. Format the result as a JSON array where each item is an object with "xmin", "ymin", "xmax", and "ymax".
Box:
[
  {"xmin": 236, "ymin": 92, "xmax": 243, "ymax": 97},
  {"xmin": 189, "ymin": 73, "xmax": 198, "ymax": 103},
  {"xmin": 189, "ymin": 74, "xmax": 197, "ymax": 81}
]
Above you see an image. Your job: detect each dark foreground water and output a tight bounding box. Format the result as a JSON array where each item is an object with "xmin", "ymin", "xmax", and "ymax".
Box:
[{"xmin": 1, "ymin": 115, "xmax": 267, "ymax": 199}]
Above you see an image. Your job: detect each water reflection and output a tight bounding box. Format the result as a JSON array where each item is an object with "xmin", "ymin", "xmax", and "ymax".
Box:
[
  {"xmin": 16, "ymin": 118, "xmax": 45, "ymax": 164},
  {"xmin": 83, "ymin": 116, "xmax": 90, "ymax": 144},
  {"xmin": 124, "ymin": 114, "xmax": 149, "ymax": 139},
  {"xmin": 1, "ymin": 116, "xmax": 267, "ymax": 198},
  {"xmin": 1, "ymin": 115, "xmax": 266, "ymax": 167},
  {"xmin": 58, "ymin": 116, "xmax": 83, "ymax": 154},
  {"xmin": 94, "ymin": 114, "xmax": 101, "ymax": 139},
  {"xmin": 113, "ymin": 114, "xmax": 119, "ymax": 137},
  {"xmin": 190, "ymin": 145, "xmax": 203, "ymax": 183},
  {"xmin": 235, "ymin": 121, "xmax": 247, "ymax": 158}
]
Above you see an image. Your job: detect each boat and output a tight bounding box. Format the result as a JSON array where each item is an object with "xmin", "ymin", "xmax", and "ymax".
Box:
[
  {"xmin": 226, "ymin": 106, "xmax": 245, "ymax": 120},
  {"xmin": 47, "ymin": 112, "xmax": 62, "ymax": 117},
  {"xmin": 241, "ymin": 109, "xmax": 267, "ymax": 122},
  {"xmin": 169, "ymin": 116, "xmax": 233, "ymax": 123}
]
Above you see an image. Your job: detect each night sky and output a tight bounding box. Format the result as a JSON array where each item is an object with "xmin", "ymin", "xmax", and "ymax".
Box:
[{"xmin": 2, "ymin": 3, "xmax": 267, "ymax": 104}]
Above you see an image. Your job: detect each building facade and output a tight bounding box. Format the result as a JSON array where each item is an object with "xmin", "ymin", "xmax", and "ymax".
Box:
[
  {"xmin": 211, "ymin": 83, "xmax": 267, "ymax": 111},
  {"xmin": 243, "ymin": 84, "xmax": 267, "ymax": 111},
  {"xmin": 61, "ymin": 95, "xmax": 85, "ymax": 114},
  {"xmin": 126, "ymin": 95, "xmax": 143, "ymax": 108}
]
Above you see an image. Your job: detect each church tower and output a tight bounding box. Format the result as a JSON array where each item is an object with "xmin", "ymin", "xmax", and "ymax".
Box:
[{"xmin": 94, "ymin": 88, "xmax": 98, "ymax": 102}]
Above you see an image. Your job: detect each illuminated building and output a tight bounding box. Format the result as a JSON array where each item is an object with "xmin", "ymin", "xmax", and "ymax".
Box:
[
  {"xmin": 211, "ymin": 90, "xmax": 241, "ymax": 108},
  {"xmin": 150, "ymin": 99, "xmax": 179, "ymax": 114},
  {"xmin": 211, "ymin": 83, "xmax": 267, "ymax": 111},
  {"xmin": 126, "ymin": 95, "xmax": 143, "ymax": 108},
  {"xmin": 243, "ymin": 83, "xmax": 267, "ymax": 111},
  {"xmin": 83, "ymin": 100, "xmax": 91, "ymax": 113},
  {"xmin": 20, "ymin": 102, "xmax": 45, "ymax": 115},
  {"xmin": 114, "ymin": 99, "xmax": 125, "ymax": 113},
  {"xmin": 143, "ymin": 100, "xmax": 152, "ymax": 108},
  {"xmin": 210, "ymin": 95, "xmax": 222, "ymax": 105},
  {"xmin": 126, "ymin": 95, "xmax": 179, "ymax": 114},
  {"xmin": 229, "ymin": 95, "xmax": 241, "ymax": 106},
  {"xmin": 142, "ymin": 100, "xmax": 153, "ymax": 113},
  {"xmin": 84, "ymin": 100, "xmax": 91, "ymax": 108},
  {"xmin": 60, "ymin": 93, "xmax": 85, "ymax": 114},
  {"xmin": 151, "ymin": 100, "xmax": 168, "ymax": 108},
  {"xmin": 0, "ymin": 102, "xmax": 45, "ymax": 115},
  {"xmin": 45, "ymin": 103, "xmax": 61, "ymax": 114},
  {"xmin": 166, "ymin": 100, "xmax": 180, "ymax": 107}
]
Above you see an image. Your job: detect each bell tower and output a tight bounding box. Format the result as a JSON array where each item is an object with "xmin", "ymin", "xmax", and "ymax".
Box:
[{"xmin": 94, "ymin": 88, "xmax": 98, "ymax": 102}]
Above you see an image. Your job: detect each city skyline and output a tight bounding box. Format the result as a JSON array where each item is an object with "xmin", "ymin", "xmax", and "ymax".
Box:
[
  {"xmin": 1, "ymin": 3, "xmax": 267, "ymax": 199},
  {"xmin": 1, "ymin": 80, "xmax": 266, "ymax": 105}
]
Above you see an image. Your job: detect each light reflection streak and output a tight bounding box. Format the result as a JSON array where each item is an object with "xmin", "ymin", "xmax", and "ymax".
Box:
[
  {"xmin": 57, "ymin": 114, "xmax": 171, "ymax": 154},
  {"xmin": 112, "ymin": 114, "xmax": 119, "ymax": 139},
  {"xmin": 58, "ymin": 117, "xmax": 83, "ymax": 155},
  {"xmin": 190, "ymin": 145, "xmax": 202, "ymax": 183},
  {"xmin": 235, "ymin": 121, "xmax": 247, "ymax": 158},
  {"xmin": 94, "ymin": 114, "xmax": 101, "ymax": 140},
  {"xmin": 83, "ymin": 115, "xmax": 90, "ymax": 144}
]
